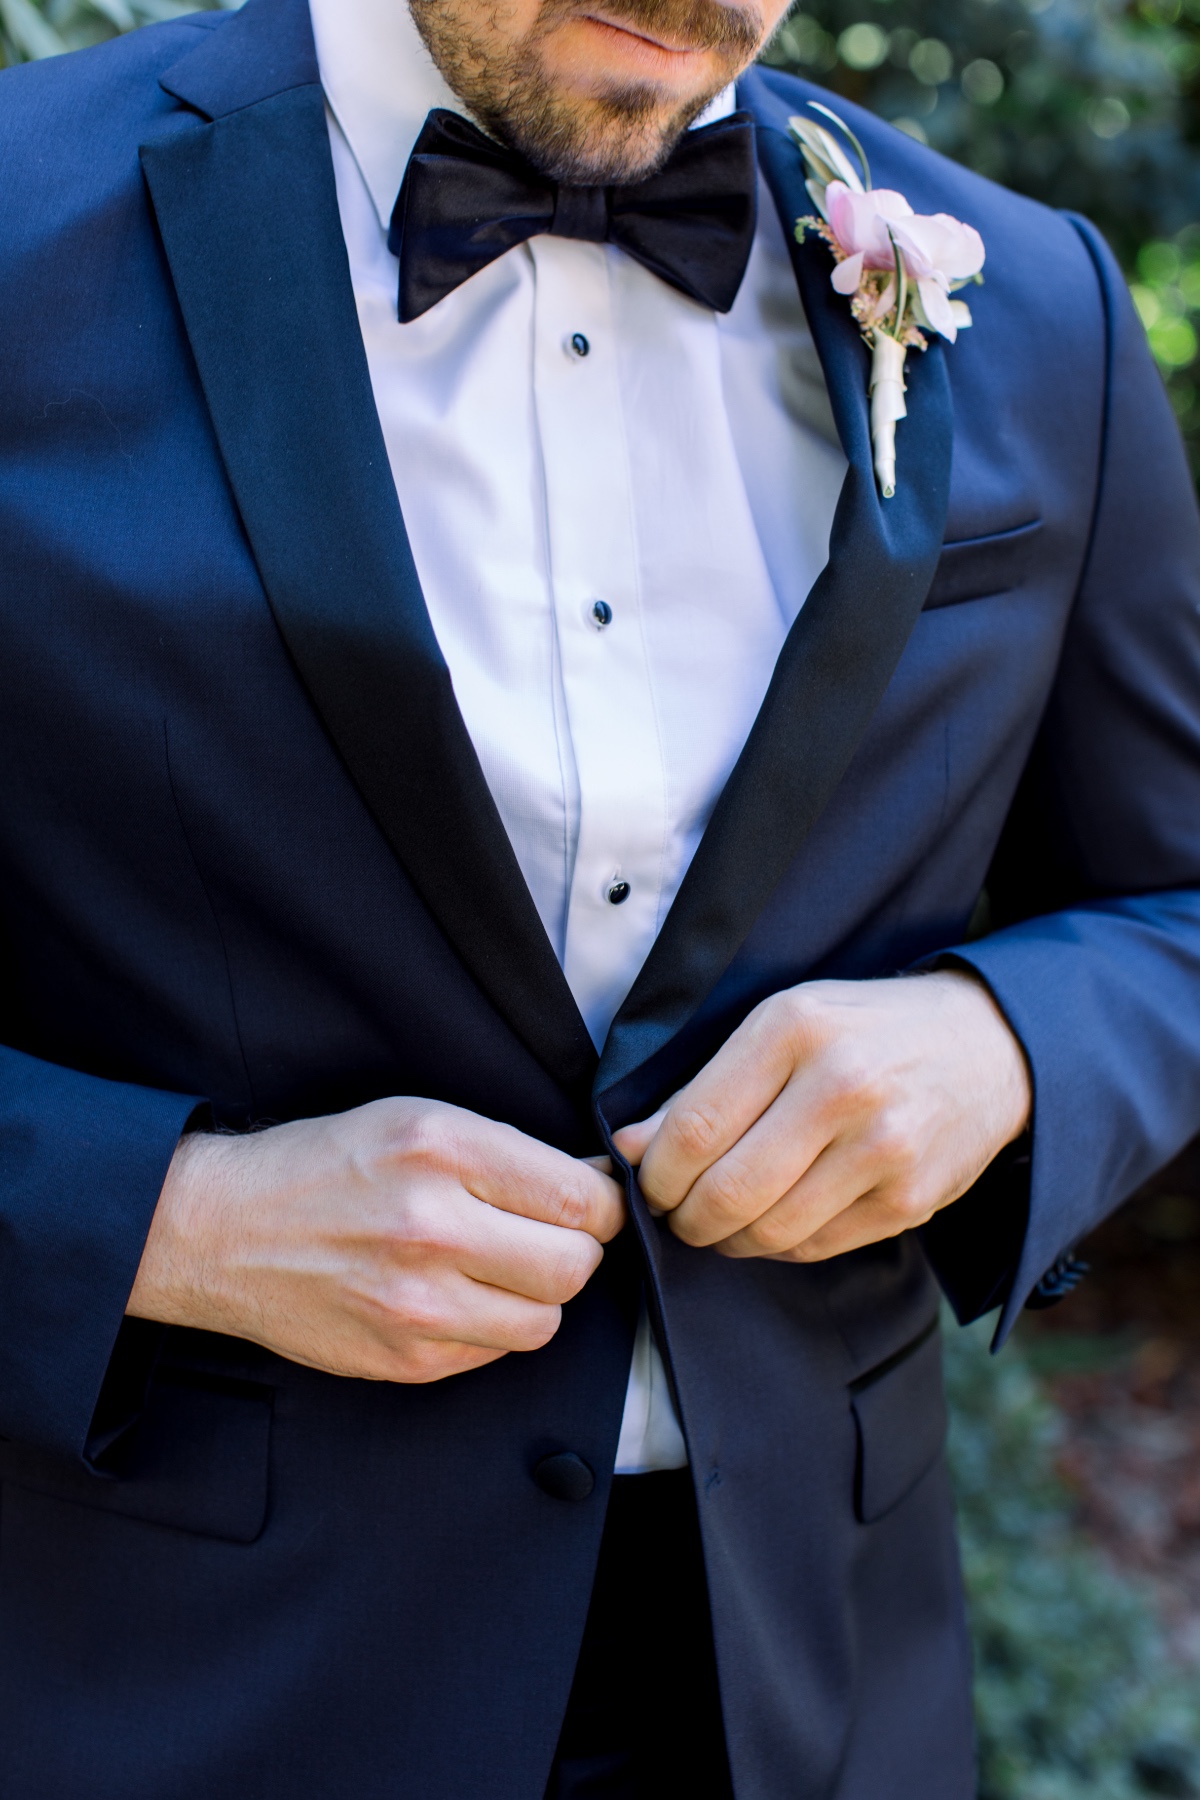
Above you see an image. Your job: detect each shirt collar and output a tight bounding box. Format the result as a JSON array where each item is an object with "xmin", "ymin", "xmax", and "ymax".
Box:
[{"xmin": 308, "ymin": 0, "xmax": 737, "ymax": 232}]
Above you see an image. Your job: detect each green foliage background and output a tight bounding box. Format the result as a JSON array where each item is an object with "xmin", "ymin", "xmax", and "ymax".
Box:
[
  {"xmin": 0, "ymin": 0, "xmax": 229, "ymax": 63},
  {"xmin": 948, "ymin": 1322, "xmax": 1200, "ymax": 1798},
  {"xmin": 761, "ymin": 0, "xmax": 1200, "ymax": 469},
  {"xmin": 5, "ymin": 2, "xmax": 1200, "ymax": 1792}
]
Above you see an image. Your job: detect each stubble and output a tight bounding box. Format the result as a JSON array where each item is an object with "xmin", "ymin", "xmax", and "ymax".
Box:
[{"xmin": 408, "ymin": 0, "xmax": 762, "ymax": 184}]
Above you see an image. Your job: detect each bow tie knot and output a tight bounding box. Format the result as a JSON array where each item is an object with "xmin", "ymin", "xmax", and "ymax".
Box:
[
  {"xmin": 549, "ymin": 184, "xmax": 609, "ymax": 242},
  {"xmin": 389, "ymin": 107, "xmax": 758, "ymax": 322}
]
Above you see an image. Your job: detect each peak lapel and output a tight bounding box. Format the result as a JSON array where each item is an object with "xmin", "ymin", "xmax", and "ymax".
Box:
[
  {"xmin": 596, "ymin": 92, "xmax": 953, "ymax": 1111},
  {"xmin": 139, "ymin": 0, "xmax": 596, "ymax": 1094}
]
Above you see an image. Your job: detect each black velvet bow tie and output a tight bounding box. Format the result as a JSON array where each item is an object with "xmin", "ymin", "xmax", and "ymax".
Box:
[{"xmin": 389, "ymin": 107, "xmax": 758, "ymax": 323}]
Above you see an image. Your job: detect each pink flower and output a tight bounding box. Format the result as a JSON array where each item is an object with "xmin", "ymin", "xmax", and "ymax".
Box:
[
  {"xmin": 824, "ymin": 180, "xmax": 986, "ymax": 343},
  {"xmin": 890, "ymin": 213, "xmax": 985, "ymax": 341},
  {"xmin": 826, "ymin": 182, "xmax": 915, "ymax": 293}
]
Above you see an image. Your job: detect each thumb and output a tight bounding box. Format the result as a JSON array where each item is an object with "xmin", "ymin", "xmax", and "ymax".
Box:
[{"xmin": 611, "ymin": 1105, "xmax": 670, "ymax": 1169}]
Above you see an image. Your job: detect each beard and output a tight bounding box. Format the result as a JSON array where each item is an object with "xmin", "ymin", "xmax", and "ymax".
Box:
[{"xmin": 407, "ymin": 0, "xmax": 762, "ymax": 185}]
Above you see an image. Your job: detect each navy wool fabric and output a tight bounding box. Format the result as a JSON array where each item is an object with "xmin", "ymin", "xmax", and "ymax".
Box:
[{"xmin": 0, "ymin": 1, "xmax": 1199, "ymax": 1795}]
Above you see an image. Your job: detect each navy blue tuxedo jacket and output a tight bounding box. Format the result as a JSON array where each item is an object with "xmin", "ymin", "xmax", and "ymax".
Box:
[{"xmin": 2, "ymin": 1, "xmax": 1200, "ymax": 1795}]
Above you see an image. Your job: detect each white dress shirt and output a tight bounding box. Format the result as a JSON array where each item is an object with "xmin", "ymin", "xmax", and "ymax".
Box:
[{"xmin": 308, "ymin": 0, "xmax": 846, "ymax": 1473}]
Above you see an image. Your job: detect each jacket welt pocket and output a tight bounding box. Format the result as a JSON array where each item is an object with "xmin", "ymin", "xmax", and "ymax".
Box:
[
  {"xmin": 850, "ymin": 1319, "xmax": 946, "ymax": 1523},
  {"xmin": 0, "ymin": 1369, "xmax": 272, "ymax": 1544},
  {"xmin": 923, "ymin": 518, "xmax": 1043, "ymax": 611}
]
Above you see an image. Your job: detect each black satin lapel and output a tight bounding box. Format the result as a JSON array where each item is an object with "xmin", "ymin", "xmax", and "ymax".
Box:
[
  {"xmin": 596, "ymin": 118, "xmax": 953, "ymax": 1110},
  {"xmin": 140, "ymin": 81, "xmax": 595, "ymax": 1093}
]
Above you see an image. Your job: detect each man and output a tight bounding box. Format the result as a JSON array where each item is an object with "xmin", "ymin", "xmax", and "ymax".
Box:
[{"xmin": 0, "ymin": 0, "xmax": 1197, "ymax": 1791}]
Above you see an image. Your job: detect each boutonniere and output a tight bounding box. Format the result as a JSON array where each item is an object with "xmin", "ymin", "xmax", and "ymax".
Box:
[{"xmin": 788, "ymin": 105, "xmax": 985, "ymax": 499}]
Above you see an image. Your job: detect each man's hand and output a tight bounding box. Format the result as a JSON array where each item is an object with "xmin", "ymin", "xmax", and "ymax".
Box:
[
  {"xmin": 128, "ymin": 1098, "xmax": 625, "ymax": 1383},
  {"xmin": 612, "ymin": 972, "xmax": 1031, "ymax": 1263}
]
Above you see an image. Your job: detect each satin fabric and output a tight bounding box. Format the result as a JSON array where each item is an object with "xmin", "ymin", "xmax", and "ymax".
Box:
[{"xmin": 390, "ymin": 107, "xmax": 759, "ymax": 321}]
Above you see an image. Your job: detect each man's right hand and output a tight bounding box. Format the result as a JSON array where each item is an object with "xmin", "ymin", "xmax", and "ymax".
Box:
[{"xmin": 127, "ymin": 1099, "xmax": 626, "ymax": 1384}]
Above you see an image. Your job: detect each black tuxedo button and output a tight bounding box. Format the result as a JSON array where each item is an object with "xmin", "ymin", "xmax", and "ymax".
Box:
[
  {"xmin": 607, "ymin": 880, "xmax": 631, "ymax": 906},
  {"xmin": 533, "ymin": 1451, "xmax": 596, "ymax": 1501}
]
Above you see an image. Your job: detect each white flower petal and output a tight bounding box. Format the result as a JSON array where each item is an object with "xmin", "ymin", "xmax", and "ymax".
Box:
[
  {"xmin": 918, "ymin": 276, "xmax": 958, "ymax": 341},
  {"xmin": 832, "ymin": 251, "xmax": 865, "ymax": 295},
  {"xmin": 892, "ymin": 212, "xmax": 985, "ymax": 287},
  {"xmin": 872, "ymin": 188, "xmax": 916, "ymax": 222}
]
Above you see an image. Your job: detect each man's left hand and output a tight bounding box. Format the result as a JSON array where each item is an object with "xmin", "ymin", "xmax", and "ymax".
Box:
[{"xmin": 611, "ymin": 971, "xmax": 1032, "ymax": 1262}]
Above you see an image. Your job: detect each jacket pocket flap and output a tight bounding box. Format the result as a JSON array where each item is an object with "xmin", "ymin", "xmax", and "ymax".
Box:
[
  {"xmin": 924, "ymin": 518, "xmax": 1043, "ymax": 610},
  {"xmin": 0, "ymin": 1370, "xmax": 271, "ymax": 1543},
  {"xmin": 851, "ymin": 1323, "xmax": 946, "ymax": 1523}
]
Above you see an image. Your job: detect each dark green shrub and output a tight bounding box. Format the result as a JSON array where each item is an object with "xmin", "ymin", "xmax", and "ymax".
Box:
[
  {"xmin": 762, "ymin": 0, "xmax": 1200, "ymax": 470},
  {"xmin": 946, "ymin": 1319, "xmax": 1200, "ymax": 1798}
]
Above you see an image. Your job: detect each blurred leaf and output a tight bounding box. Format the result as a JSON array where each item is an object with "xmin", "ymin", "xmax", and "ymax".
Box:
[
  {"xmin": 762, "ymin": 0, "xmax": 1200, "ymax": 474},
  {"xmin": 945, "ymin": 1318, "xmax": 1200, "ymax": 1798},
  {"xmin": 0, "ymin": 0, "xmax": 66, "ymax": 59},
  {"xmin": 0, "ymin": 0, "xmax": 235, "ymax": 66}
]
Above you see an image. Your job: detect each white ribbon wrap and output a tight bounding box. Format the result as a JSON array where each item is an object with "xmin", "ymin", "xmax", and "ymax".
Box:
[{"xmin": 869, "ymin": 331, "xmax": 908, "ymax": 500}]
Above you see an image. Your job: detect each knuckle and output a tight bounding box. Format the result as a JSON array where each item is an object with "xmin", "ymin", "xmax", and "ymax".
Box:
[
  {"xmin": 590, "ymin": 1198, "xmax": 624, "ymax": 1244},
  {"xmin": 774, "ymin": 985, "xmax": 816, "ymax": 1037},
  {"xmin": 822, "ymin": 1052, "xmax": 877, "ymax": 1114},
  {"xmin": 744, "ymin": 1213, "xmax": 797, "ymax": 1256},
  {"xmin": 773, "ymin": 985, "xmax": 828, "ymax": 1054},
  {"xmin": 513, "ymin": 1305, "xmax": 562, "ymax": 1353},
  {"xmin": 390, "ymin": 1106, "xmax": 454, "ymax": 1175},
  {"xmin": 391, "ymin": 1340, "xmax": 450, "ymax": 1383},
  {"xmin": 669, "ymin": 1208, "xmax": 715, "ymax": 1249},
  {"xmin": 548, "ymin": 1234, "xmax": 602, "ymax": 1301},
  {"xmin": 363, "ymin": 1095, "xmax": 413, "ymax": 1138},
  {"xmin": 697, "ymin": 1164, "xmax": 757, "ymax": 1228},
  {"xmin": 377, "ymin": 1281, "xmax": 447, "ymax": 1343},
  {"xmin": 670, "ymin": 1101, "xmax": 726, "ymax": 1164},
  {"xmin": 391, "ymin": 1192, "xmax": 455, "ymax": 1260},
  {"xmin": 546, "ymin": 1180, "xmax": 593, "ymax": 1234},
  {"xmin": 869, "ymin": 1110, "xmax": 921, "ymax": 1178},
  {"xmin": 786, "ymin": 1237, "xmax": 829, "ymax": 1263},
  {"xmin": 884, "ymin": 1183, "xmax": 933, "ymax": 1230}
]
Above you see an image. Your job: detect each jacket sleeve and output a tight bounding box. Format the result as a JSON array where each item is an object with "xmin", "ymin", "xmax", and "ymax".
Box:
[
  {"xmin": 921, "ymin": 214, "xmax": 1200, "ymax": 1343},
  {"xmin": 0, "ymin": 1040, "xmax": 201, "ymax": 1462}
]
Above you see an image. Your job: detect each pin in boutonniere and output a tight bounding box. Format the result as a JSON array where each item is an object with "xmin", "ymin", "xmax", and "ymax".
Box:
[{"xmin": 789, "ymin": 105, "xmax": 985, "ymax": 499}]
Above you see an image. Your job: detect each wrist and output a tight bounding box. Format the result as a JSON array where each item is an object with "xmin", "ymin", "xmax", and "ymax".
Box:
[
  {"xmin": 935, "ymin": 966, "xmax": 1033, "ymax": 1147},
  {"xmin": 126, "ymin": 1130, "xmax": 237, "ymax": 1329}
]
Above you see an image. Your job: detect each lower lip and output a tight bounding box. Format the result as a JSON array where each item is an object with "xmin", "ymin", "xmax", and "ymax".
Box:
[{"xmin": 576, "ymin": 15, "xmax": 710, "ymax": 72}]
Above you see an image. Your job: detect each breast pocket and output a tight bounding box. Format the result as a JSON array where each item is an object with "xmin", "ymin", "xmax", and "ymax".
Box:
[
  {"xmin": 0, "ymin": 1368, "xmax": 272, "ymax": 1544},
  {"xmin": 923, "ymin": 518, "xmax": 1043, "ymax": 611},
  {"xmin": 850, "ymin": 1320, "xmax": 947, "ymax": 1523}
]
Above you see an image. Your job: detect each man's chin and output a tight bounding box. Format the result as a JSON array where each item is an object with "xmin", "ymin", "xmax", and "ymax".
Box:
[
  {"xmin": 536, "ymin": 125, "xmax": 682, "ymax": 186},
  {"xmin": 497, "ymin": 81, "xmax": 719, "ymax": 185}
]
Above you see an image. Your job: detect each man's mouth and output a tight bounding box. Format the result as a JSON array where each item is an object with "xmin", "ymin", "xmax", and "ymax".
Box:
[{"xmin": 578, "ymin": 10, "xmax": 712, "ymax": 56}]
